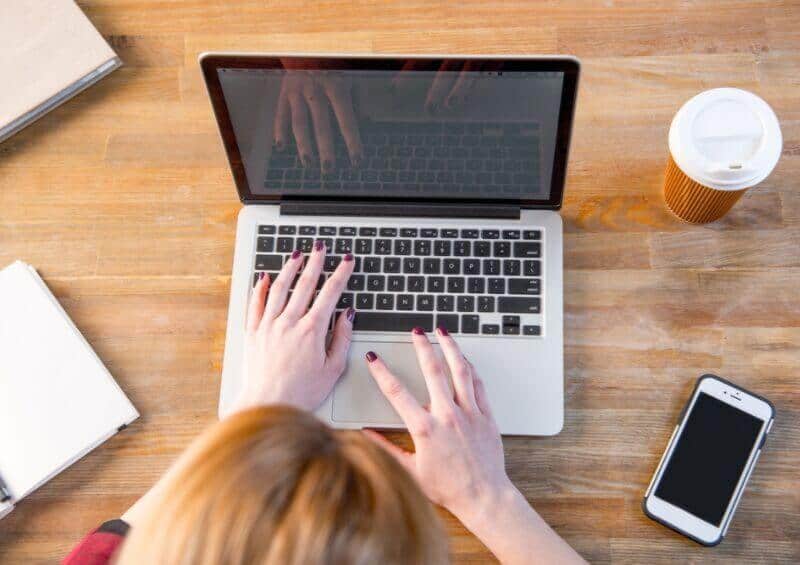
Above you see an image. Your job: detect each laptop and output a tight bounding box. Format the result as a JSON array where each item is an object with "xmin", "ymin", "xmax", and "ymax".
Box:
[{"xmin": 201, "ymin": 54, "xmax": 579, "ymax": 435}]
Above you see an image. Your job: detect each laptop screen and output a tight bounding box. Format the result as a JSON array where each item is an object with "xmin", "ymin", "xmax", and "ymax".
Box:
[{"xmin": 205, "ymin": 57, "xmax": 578, "ymax": 207}]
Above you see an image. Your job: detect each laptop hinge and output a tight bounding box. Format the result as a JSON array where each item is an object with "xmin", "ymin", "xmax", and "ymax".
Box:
[{"xmin": 279, "ymin": 200, "xmax": 520, "ymax": 220}]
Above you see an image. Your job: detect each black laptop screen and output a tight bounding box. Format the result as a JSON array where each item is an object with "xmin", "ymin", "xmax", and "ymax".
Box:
[{"xmin": 212, "ymin": 58, "xmax": 573, "ymax": 205}]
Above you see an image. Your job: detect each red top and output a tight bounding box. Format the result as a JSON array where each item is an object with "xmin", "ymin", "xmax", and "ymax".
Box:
[{"xmin": 62, "ymin": 520, "xmax": 129, "ymax": 565}]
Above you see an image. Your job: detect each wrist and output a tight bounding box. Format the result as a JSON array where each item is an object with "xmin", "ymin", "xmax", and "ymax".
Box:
[{"xmin": 449, "ymin": 477, "xmax": 521, "ymax": 532}]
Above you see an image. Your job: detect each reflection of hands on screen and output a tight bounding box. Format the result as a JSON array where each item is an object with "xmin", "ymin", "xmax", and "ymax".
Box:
[
  {"xmin": 273, "ymin": 63, "xmax": 363, "ymax": 172},
  {"xmin": 392, "ymin": 60, "xmax": 501, "ymax": 114}
]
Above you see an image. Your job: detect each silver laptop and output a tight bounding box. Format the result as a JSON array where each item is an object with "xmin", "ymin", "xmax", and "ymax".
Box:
[{"xmin": 202, "ymin": 54, "xmax": 579, "ymax": 436}]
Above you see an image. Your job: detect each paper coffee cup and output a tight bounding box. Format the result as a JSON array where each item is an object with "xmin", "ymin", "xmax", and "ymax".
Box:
[{"xmin": 664, "ymin": 88, "xmax": 782, "ymax": 223}]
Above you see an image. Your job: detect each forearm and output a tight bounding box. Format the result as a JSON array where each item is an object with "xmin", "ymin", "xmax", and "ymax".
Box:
[{"xmin": 455, "ymin": 482, "xmax": 586, "ymax": 565}]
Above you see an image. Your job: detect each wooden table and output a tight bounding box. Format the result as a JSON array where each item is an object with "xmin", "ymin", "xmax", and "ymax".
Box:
[{"xmin": 1, "ymin": 1, "xmax": 798, "ymax": 562}]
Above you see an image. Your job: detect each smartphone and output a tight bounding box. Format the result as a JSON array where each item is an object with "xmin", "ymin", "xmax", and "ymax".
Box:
[{"xmin": 643, "ymin": 374, "xmax": 774, "ymax": 546}]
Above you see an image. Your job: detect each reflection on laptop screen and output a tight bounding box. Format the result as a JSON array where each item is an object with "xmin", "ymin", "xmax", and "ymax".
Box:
[{"xmin": 216, "ymin": 61, "xmax": 565, "ymax": 202}]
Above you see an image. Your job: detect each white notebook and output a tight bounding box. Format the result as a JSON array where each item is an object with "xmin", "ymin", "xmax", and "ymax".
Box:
[{"xmin": 0, "ymin": 262, "xmax": 138, "ymax": 519}]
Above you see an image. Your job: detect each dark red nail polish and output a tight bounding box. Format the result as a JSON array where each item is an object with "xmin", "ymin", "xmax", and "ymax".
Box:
[
  {"xmin": 365, "ymin": 351, "xmax": 377, "ymax": 362},
  {"xmin": 412, "ymin": 326, "xmax": 426, "ymax": 335},
  {"xmin": 437, "ymin": 325, "xmax": 450, "ymax": 337},
  {"xmin": 346, "ymin": 307, "xmax": 356, "ymax": 322},
  {"xmin": 343, "ymin": 253, "xmax": 354, "ymax": 262},
  {"xmin": 258, "ymin": 272, "xmax": 265, "ymax": 281},
  {"xmin": 291, "ymin": 249, "xmax": 302, "ymax": 260},
  {"xmin": 314, "ymin": 240, "xmax": 324, "ymax": 252}
]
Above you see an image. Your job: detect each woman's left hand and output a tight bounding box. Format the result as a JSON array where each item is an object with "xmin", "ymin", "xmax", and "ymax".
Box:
[{"xmin": 230, "ymin": 241, "xmax": 355, "ymax": 415}]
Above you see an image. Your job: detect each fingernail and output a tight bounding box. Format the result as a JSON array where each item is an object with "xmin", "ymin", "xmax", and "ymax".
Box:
[
  {"xmin": 412, "ymin": 326, "xmax": 426, "ymax": 335},
  {"xmin": 291, "ymin": 249, "xmax": 302, "ymax": 260},
  {"xmin": 314, "ymin": 240, "xmax": 324, "ymax": 252},
  {"xmin": 437, "ymin": 325, "xmax": 450, "ymax": 337},
  {"xmin": 365, "ymin": 351, "xmax": 377, "ymax": 363},
  {"xmin": 258, "ymin": 272, "xmax": 265, "ymax": 281},
  {"xmin": 343, "ymin": 253, "xmax": 353, "ymax": 262},
  {"xmin": 346, "ymin": 307, "xmax": 356, "ymax": 322}
]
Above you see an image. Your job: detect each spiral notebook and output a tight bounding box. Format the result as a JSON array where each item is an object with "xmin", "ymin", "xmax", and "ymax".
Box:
[{"xmin": 0, "ymin": 262, "xmax": 138, "ymax": 519}]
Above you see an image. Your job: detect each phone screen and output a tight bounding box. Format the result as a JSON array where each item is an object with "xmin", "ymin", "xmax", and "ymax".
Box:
[{"xmin": 655, "ymin": 392, "xmax": 764, "ymax": 525}]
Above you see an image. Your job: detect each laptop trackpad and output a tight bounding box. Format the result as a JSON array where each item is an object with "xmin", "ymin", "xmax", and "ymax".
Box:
[{"xmin": 332, "ymin": 341, "xmax": 433, "ymax": 426}]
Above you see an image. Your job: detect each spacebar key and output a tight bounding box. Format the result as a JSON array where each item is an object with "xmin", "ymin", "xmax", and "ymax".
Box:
[{"xmin": 353, "ymin": 312, "xmax": 434, "ymax": 332}]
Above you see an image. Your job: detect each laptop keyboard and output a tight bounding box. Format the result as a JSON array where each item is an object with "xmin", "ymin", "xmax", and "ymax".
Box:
[
  {"xmin": 264, "ymin": 121, "xmax": 541, "ymax": 198},
  {"xmin": 253, "ymin": 224, "xmax": 543, "ymax": 337}
]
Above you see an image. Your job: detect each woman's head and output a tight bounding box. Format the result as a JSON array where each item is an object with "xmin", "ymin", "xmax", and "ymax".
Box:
[{"xmin": 116, "ymin": 406, "xmax": 448, "ymax": 565}]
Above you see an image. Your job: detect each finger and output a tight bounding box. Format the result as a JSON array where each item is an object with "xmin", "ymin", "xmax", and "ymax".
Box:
[
  {"xmin": 410, "ymin": 328, "xmax": 454, "ymax": 410},
  {"xmin": 362, "ymin": 429, "xmax": 416, "ymax": 473},
  {"xmin": 365, "ymin": 351, "xmax": 430, "ymax": 435},
  {"xmin": 282, "ymin": 240, "xmax": 325, "ymax": 320},
  {"xmin": 246, "ymin": 272, "xmax": 270, "ymax": 333},
  {"xmin": 323, "ymin": 78, "xmax": 364, "ymax": 166},
  {"xmin": 263, "ymin": 249, "xmax": 303, "ymax": 321},
  {"xmin": 286, "ymin": 76, "xmax": 316, "ymax": 167},
  {"xmin": 273, "ymin": 81, "xmax": 291, "ymax": 150},
  {"xmin": 324, "ymin": 307, "xmax": 355, "ymax": 377},
  {"xmin": 435, "ymin": 326, "xmax": 477, "ymax": 412},
  {"xmin": 302, "ymin": 80, "xmax": 336, "ymax": 173},
  {"xmin": 445, "ymin": 60, "xmax": 482, "ymax": 109},
  {"xmin": 473, "ymin": 372, "xmax": 494, "ymax": 419},
  {"xmin": 308, "ymin": 253, "xmax": 354, "ymax": 323},
  {"xmin": 425, "ymin": 60, "xmax": 462, "ymax": 113}
]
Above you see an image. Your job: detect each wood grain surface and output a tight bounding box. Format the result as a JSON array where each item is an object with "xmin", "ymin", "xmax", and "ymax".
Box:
[{"xmin": 1, "ymin": 1, "xmax": 799, "ymax": 563}]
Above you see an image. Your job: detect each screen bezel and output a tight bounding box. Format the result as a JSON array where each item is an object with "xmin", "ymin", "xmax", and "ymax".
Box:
[
  {"xmin": 200, "ymin": 53, "xmax": 580, "ymax": 210},
  {"xmin": 645, "ymin": 376, "xmax": 772, "ymax": 544}
]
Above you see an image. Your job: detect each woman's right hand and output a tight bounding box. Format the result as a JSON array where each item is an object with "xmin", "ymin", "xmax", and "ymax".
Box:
[{"xmin": 362, "ymin": 327, "xmax": 513, "ymax": 522}]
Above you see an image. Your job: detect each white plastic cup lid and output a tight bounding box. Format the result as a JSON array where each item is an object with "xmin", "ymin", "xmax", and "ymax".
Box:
[{"xmin": 668, "ymin": 88, "xmax": 782, "ymax": 191}]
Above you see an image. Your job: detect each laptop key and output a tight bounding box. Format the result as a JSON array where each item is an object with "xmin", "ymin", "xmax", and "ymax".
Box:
[
  {"xmin": 403, "ymin": 258, "xmax": 421, "ymax": 273},
  {"xmin": 434, "ymin": 240, "xmax": 451, "ymax": 256},
  {"xmin": 414, "ymin": 240, "xmax": 432, "ymax": 256},
  {"xmin": 523, "ymin": 260, "xmax": 541, "ymax": 276},
  {"xmin": 503, "ymin": 230, "xmax": 521, "ymax": 240},
  {"xmin": 428, "ymin": 277, "xmax": 445, "ymax": 293},
  {"xmin": 508, "ymin": 278, "xmax": 540, "ymax": 295},
  {"xmin": 454, "ymin": 241, "xmax": 471, "ymax": 256},
  {"xmin": 408, "ymin": 276, "xmax": 425, "ymax": 292},
  {"xmin": 376, "ymin": 294, "xmax": 394, "ymax": 310},
  {"xmin": 335, "ymin": 239, "xmax": 353, "ymax": 254},
  {"xmin": 483, "ymin": 259, "xmax": 500, "ymax": 275},
  {"xmin": 436, "ymin": 314, "xmax": 459, "ymax": 333},
  {"xmin": 498, "ymin": 297, "xmax": 540, "ymax": 313},
  {"xmin": 421, "ymin": 228, "xmax": 438, "ymax": 237},
  {"xmin": 494, "ymin": 241, "xmax": 511, "ymax": 257},
  {"xmin": 259, "ymin": 225, "xmax": 277, "ymax": 235},
  {"xmin": 444, "ymin": 258, "xmax": 460, "ymax": 274},
  {"xmin": 461, "ymin": 229, "xmax": 479, "ymax": 238},
  {"xmin": 488, "ymin": 278, "xmax": 505, "ymax": 294},
  {"xmin": 462, "ymin": 315, "xmax": 480, "ymax": 334},
  {"xmin": 394, "ymin": 239, "xmax": 412, "ymax": 255},
  {"xmin": 367, "ymin": 275, "xmax": 385, "ymax": 291},
  {"xmin": 279, "ymin": 225, "xmax": 297, "ymax": 235},
  {"xmin": 523, "ymin": 325, "xmax": 541, "ymax": 336},
  {"xmin": 441, "ymin": 229, "xmax": 458, "ymax": 238},
  {"xmin": 482, "ymin": 324, "xmax": 500, "ymax": 335},
  {"xmin": 481, "ymin": 229, "xmax": 500, "ymax": 239},
  {"xmin": 379, "ymin": 228, "xmax": 398, "ymax": 237},
  {"xmin": 356, "ymin": 293, "xmax": 374, "ymax": 310},
  {"xmin": 337, "ymin": 293, "xmax": 354, "ymax": 309},
  {"xmin": 297, "ymin": 237, "xmax": 314, "ymax": 252},
  {"xmin": 464, "ymin": 259, "xmax": 480, "ymax": 275},
  {"xmin": 353, "ymin": 312, "xmax": 434, "ymax": 332},
  {"xmin": 417, "ymin": 295, "xmax": 434, "ymax": 311},
  {"xmin": 423, "ymin": 258, "xmax": 441, "ymax": 274},
  {"xmin": 400, "ymin": 228, "xmax": 418, "ymax": 237},
  {"xmin": 277, "ymin": 237, "xmax": 294, "ymax": 253},
  {"xmin": 523, "ymin": 230, "xmax": 541, "ymax": 240},
  {"xmin": 257, "ymin": 237, "xmax": 275, "ymax": 252},
  {"xmin": 384, "ymin": 258, "xmax": 401, "ymax": 273},
  {"xmin": 503, "ymin": 260, "xmax": 521, "ymax": 276},
  {"xmin": 356, "ymin": 239, "xmax": 372, "ymax": 254},
  {"xmin": 375, "ymin": 239, "xmax": 392, "ymax": 255},
  {"xmin": 514, "ymin": 242, "xmax": 541, "ymax": 258},
  {"xmin": 339, "ymin": 227, "xmax": 357, "ymax": 236},
  {"xmin": 347, "ymin": 275, "xmax": 365, "ymax": 291},
  {"xmin": 363, "ymin": 257, "xmax": 381, "ymax": 272},
  {"xmin": 358, "ymin": 227, "xmax": 377, "ymax": 236},
  {"xmin": 397, "ymin": 294, "xmax": 414, "ymax": 310},
  {"xmin": 457, "ymin": 296, "xmax": 475, "ymax": 312},
  {"xmin": 299, "ymin": 226, "xmax": 316, "ymax": 235},
  {"xmin": 436, "ymin": 295, "xmax": 454, "ymax": 312},
  {"xmin": 447, "ymin": 277, "xmax": 465, "ymax": 293},
  {"xmin": 474, "ymin": 241, "xmax": 491, "ymax": 256},
  {"xmin": 319, "ymin": 226, "xmax": 337, "ymax": 235},
  {"xmin": 388, "ymin": 276, "xmax": 405, "ymax": 292},
  {"xmin": 478, "ymin": 296, "xmax": 495, "ymax": 312},
  {"xmin": 468, "ymin": 278, "xmax": 485, "ymax": 294},
  {"xmin": 255, "ymin": 255, "xmax": 283, "ymax": 271}
]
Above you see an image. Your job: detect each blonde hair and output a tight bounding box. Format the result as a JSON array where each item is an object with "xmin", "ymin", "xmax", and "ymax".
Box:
[{"xmin": 116, "ymin": 406, "xmax": 448, "ymax": 565}]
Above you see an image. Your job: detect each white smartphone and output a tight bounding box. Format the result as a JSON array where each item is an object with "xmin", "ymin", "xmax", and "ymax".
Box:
[{"xmin": 643, "ymin": 374, "xmax": 774, "ymax": 546}]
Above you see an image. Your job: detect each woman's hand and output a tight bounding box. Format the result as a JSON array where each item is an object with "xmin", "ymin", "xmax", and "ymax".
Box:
[
  {"xmin": 233, "ymin": 241, "xmax": 355, "ymax": 414},
  {"xmin": 363, "ymin": 328, "xmax": 586, "ymax": 564},
  {"xmin": 362, "ymin": 327, "xmax": 511, "ymax": 520}
]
